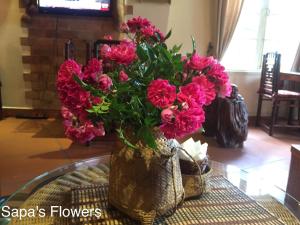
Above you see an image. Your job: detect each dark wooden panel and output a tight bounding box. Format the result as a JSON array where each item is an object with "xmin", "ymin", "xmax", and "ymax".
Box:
[{"xmin": 22, "ymin": 55, "xmax": 54, "ymax": 64}]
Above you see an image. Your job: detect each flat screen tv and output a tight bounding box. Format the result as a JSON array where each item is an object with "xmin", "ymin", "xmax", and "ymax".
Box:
[{"xmin": 37, "ymin": 0, "xmax": 112, "ymax": 17}]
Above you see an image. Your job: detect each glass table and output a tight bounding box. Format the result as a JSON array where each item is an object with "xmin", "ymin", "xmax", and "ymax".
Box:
[{"xmin": 0, "ymin": 155, "xmax": 299, "ymax": 224}]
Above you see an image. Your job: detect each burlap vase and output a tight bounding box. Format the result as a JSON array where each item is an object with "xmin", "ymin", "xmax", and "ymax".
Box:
[{"xmin": 108, "ymin": 134, "xmax": 185, "ymax": 225}]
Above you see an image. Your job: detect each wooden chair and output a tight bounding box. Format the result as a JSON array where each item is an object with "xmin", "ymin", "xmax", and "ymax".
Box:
[{"xmin": 256, "ymin": 52, "xmax": 300, "ymax": 135}]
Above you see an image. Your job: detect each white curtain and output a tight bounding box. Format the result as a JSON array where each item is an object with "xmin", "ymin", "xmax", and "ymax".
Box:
[{"xmin": 215, "ymin": 0, "xmax": 244, "ymax": 60}]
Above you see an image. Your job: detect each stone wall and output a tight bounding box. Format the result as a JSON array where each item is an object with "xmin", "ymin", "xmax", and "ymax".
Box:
[{"xmin": 20, "ymin": 1, "xmax": 121, "ymax": 110}]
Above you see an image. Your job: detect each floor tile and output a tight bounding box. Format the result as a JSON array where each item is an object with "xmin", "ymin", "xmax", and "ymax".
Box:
[{"xmin": 1, "ymin": 117, "xmax": 300, "ymax": 196}]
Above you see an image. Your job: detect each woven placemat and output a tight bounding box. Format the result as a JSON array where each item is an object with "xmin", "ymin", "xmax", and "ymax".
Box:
[
  {"xmin": 255, "ymin": 195, "xmax": 300, "ymax": 225},
  {"xmin": 70, "ymin": 176, "xmax": 298, "ymax": 225}
]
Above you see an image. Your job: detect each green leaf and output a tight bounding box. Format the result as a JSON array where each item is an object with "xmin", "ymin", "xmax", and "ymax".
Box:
[
  {"xmin": 137, "ymin": 44, "xmax": 148, "ymax": 62},
  {"xmin": 154, "ymin": 32, "xmax": 161, "ymax": 42},
  {"xmin": 138, "ymin": 127, "xmax": 157, "ymax": 149},
  {"xmin": 159, "ymin": 46, "xmax": 172, "ymax": 62},
  {"xmin": 164, "ymin": 29, "xmax": 172, "ymax": 41},
  {"xmin": 191, "ymin": 36, "xmax": 196, "ymax": 53},
  {"xmin": 145, "ymin": 43, "xmax": 157, "ymax": 61},
  {"xmin": 73, "ymin": 76, "xmax": 104, "ymax": 97},
  {"xmin": 171, "ymin": 44, "xmax": 182, "ymax": 54},
  {"xmin": 144, "ymin": 116, "xmax": 157, "ymax": 127},
  {"xmin": 144, "ymin": 63, "xmax": 155, "ymax": 77},
  {"xmin": 117, "ymin": 128, "xmax": 138, "ymax": 150}
]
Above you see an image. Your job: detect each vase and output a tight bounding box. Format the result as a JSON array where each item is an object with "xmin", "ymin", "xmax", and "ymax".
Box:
[{"xmin": 108, "ymin": 132, "xmax": 185, "ymax": 225}]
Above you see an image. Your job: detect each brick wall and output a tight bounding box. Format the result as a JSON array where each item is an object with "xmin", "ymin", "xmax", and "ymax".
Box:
[{"xmin": 20, "ymin": 1, "xmax": 122, "ymax": 110}]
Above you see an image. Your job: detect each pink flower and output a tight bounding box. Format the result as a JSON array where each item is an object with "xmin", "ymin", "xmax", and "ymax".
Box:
[
  {"xmin": 85, "ymin": 58, "xmax": 102, "ymax": 74},
  {"xmin": 205, "ymin": 61, "xmax": 231, "ymax": 97},
  {"xmin": 182, "ymin": 73, "xmax": 188, "ymax": 82},
  {"xmin": 186, "ymin": 53, "xmax": 214, "ymax": 71},
  {"xmin": 141, "ymin": 26, "xmax": 155, "ymax": 37},
  {"xmin": 57, "ymin": 60, "xmax": 91, "ymax": 118},
  {"xmin": 147, "ymin": 79, "xmax": 177, "ymax": 108},
  {"xmin": 181, "ymin": 55, "xmax": 188, "ymax": 62},
  {"xmin": 91, "ymin": 96, "xmax": 102, "ymax": 105},
  {"xmin": 120, "ymin": 22, "xmax": 130, "ymax": 33},
  {"xmin": 127, "ymin": 16, "xmax": 152, "ymax": 33},
  {"xmin": 192, "ymin": 75, "xmax": 216, "ymax": 105},
  {"xmin": 89, "ymin": 122, "xmax": 105, "ymax": 137},
  {"xmin": 57, "ymin": 60, "xmax": 82, "ymax": 82},
  {"xmin": 160, "ymin": 107, "xmax": 205, "ymax": 139},
  {"xmin": 98, "ymin": 74, "xmax": 113, "ymax": 91},
  {"xmin": 219, "ymin": 82, "xmax": 232, "ymax": 98},
  {"xmin": 104, "ymin": 41, "xmax": 137, "ymax": 65},
  {"xmin": 64, "ymin": 121, "xmax": 105, "ymax": 144},
  {"xmin": 61, "ymin": 106, "xmax": 73, "ymax": 120},
  {"xmin": 103, "ymin": 34, "xmax": 113, "ymax": 40},
  {"xmin": 177, "ymin": 83, "xmax": 206, "ymax": 107},
  {"xmin": 100, "ymin": 44, "xmax": 111, "ymax": 59},
  {"xmin": 119, "ymin": 70, "xmax": 129, "ymax": 82},
  {"xmin": 82, "ymin": 58, "xmax": 103, "ymax": 82},
  {"xmin": 61, "ymin": 107, "xmax": 105, "ymax": 144},
  {"xmin": 161, "ymin": 108, "xmax": 174, "ymax": 123},
  {"xmin": 207, "ymin": 62, "xmax": 228, "ymax": 85}
]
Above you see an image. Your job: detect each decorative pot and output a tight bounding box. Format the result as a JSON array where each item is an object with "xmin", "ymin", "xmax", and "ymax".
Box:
[{"xmin": 108, "ymin": 133, "xmax": 185, "ymax": 225}]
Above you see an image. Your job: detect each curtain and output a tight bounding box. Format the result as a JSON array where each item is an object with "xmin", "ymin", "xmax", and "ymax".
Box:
[
  {"xmin": 214, "ymin": 0, "xmax": 244, "ymax": 60},
  {"xmin": 291, "ymin": 43, "xmax": 300, "ymax": 72}
]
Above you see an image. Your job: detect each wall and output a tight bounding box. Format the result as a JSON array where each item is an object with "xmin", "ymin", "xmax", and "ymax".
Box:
[
  {"xmin": 0, "ymin": 0, "xmax": 28, "ymax": 108},
  {"xmin": 126, "ymin": 0, "xmax": 214, "ymax": 55}
]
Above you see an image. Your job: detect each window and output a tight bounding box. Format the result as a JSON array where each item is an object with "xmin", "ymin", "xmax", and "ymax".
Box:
[{"xmin": 222, "ymin": 0, "xmax": 300, "ymax": 71}]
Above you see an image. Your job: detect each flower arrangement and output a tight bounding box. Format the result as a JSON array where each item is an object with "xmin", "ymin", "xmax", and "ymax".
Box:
[{"xmin": 56, "ymin": 16, "xmax": 231, "ymax": 148}]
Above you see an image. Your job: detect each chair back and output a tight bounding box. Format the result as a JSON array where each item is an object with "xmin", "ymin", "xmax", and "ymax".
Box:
[
  {"xmin": 258, "ymin": 52, "xmax": 281, "ymax": 96},
  {"xmin": 64, "ymin": 39, "xmax": 120, "ymax": 65}
]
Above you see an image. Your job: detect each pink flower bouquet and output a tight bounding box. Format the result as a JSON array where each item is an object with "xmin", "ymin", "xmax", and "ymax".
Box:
[{"xmin": 57, "ymin": 16, "xmax": 231, "ymax": 148}]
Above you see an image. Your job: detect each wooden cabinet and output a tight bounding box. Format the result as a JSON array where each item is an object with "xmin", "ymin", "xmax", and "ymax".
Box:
[{"xmin": 287, "ymin": 145, "xmax": 300, "ymax": 201}]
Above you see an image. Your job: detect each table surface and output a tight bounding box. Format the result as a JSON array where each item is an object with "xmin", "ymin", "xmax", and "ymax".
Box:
[{"xmin": 1, "ymin": 155, "xmax": 300, "ymax": 224}]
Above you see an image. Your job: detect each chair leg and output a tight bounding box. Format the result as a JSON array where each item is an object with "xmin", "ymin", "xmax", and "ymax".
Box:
[
  {"xmin": 269, "ymin": 100, "xmax": 278, "ymax": 136},
  {"xmin": 288, "ymin": 100, "xmax": 295, "ymax": 125},
  {"xmin": 256, "ymin": 95, "xmax": 263, "ymax": 127},
  {"xmin": 274, "ymin": 100, "xmax": 280, "ymax": 124},
  {"xmin": 298, "ymin": 101, "xmax": 300, "ymax": 125}
]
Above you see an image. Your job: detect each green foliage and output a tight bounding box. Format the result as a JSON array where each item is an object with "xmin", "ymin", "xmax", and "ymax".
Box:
[{"xmin": 86, "ymin": 100, "xmax": 110, "ymax": 115}]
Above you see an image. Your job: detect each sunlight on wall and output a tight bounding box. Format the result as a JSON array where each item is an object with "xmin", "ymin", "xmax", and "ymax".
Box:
[{"xmin": 126, "ymin": 0, "xmax": 214, "ymax": 55}]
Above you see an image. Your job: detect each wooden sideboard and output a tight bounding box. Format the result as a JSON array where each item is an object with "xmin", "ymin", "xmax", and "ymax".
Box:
[{"xmin": 287, "ymin": 145, "xmax": 300, "ymax": 201}]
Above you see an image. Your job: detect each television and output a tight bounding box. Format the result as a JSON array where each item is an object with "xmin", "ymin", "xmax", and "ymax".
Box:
[{"xmin": 37, "ymin": 0, "xmax": 112, "ymax": 17}]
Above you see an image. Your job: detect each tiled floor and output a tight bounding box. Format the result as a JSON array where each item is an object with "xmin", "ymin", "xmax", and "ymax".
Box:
[{"xmin": 0, "ymin": 117, "xmax": 299, "ymax": 196}]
